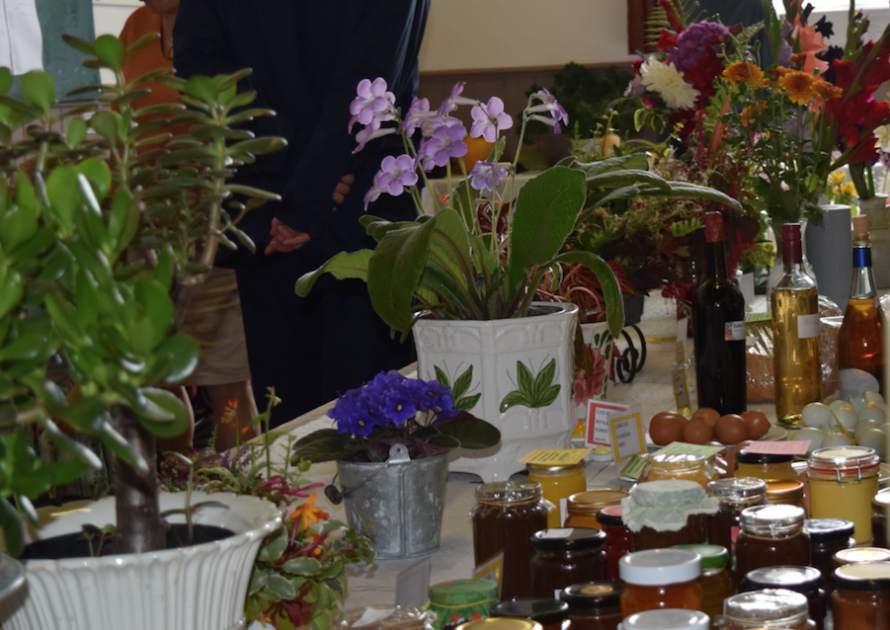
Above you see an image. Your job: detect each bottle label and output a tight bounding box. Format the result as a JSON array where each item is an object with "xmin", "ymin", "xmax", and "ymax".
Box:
[
  {"xmin": 724, "ymin": 321, "xmax": 746, "ymax": 341},
  {"xmin": 797, "ymin": 313, "xmax": 820, "ymax": 339},
  {"xmin": 839, "ymin": 368, "xmax": 881, "ymax": 401}
]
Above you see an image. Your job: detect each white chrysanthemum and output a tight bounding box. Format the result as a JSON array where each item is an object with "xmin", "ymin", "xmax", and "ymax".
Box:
[
  {"xmin": 640, "ymin": 58, "xmax": 699, "ymax": 110},
  {"xmin": 875, "ymin": 124, "xmax": 890, "ymax": 152}
]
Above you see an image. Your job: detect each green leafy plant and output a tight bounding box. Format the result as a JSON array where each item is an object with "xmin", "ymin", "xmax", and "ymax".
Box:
[{"xmin": 499, "ymin": 358, "xmax": 561, "ymax": 413}]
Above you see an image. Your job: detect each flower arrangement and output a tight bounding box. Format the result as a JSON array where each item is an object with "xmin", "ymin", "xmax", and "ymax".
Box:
[{"xmin": 291, "ymin": 371, "xmax": 500, "ymax": 463}]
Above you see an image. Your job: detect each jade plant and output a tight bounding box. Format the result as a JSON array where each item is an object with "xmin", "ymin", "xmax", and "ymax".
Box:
[{"xmin": 0, "ymin": 33, "xmax": 283, "ymax": 555}]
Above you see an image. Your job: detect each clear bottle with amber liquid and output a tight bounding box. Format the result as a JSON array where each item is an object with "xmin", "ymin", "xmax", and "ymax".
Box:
[
  {"xmin": 838, "ymin": 214, "xmax": 885, "ymax": 400},
  {"xmin": 771, "ymin": 223, "xmax": 822, "ymax": 424}
]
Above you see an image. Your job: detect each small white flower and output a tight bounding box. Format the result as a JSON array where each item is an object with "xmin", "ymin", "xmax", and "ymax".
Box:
[
  {"xmin": 875, "ymin": 124, "xmax": 890, "ymax": 152},
  {"xmin": 640, "ymin": 58, "xmax": 699, "ymax": 110}
]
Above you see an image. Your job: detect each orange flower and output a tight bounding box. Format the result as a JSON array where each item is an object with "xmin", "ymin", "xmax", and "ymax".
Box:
[
  {"xmin": 289, "ymin": 492, "xmax": 330, "ymax": 531},
  {"xmin": 740, "ymin": 103, "xmax": 767, "ymax": 128},
  {"xmin": 790, "ymin": 53, "xmax": 808, "ymax": 66},
  {"xmin": 221, "ymin": 399, "xmax": 238, "ymax": 424},
  {"xmin": 723, "ymin": 62, "xmax": 765, "ymax": 89},
  {"xmin": 778, "ymin": 70, "xmax": 817, "ymax": 105},
  {"xmin": 812, "ymin": 80, "xmax": 842, "ymax": 100}
]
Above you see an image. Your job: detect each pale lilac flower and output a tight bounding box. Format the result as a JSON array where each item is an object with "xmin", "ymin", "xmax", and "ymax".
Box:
[
  {"xmin": 470, "ymin": 97, "xmax": 513, "ymax": 143},
  {"xmin": 349, "ymin": 78, "xmax": 396, "ymax": 129},
  {"xmin": 627, "ymin": 74, "xmax": 645, "ymax": 96},
  {"xmin": 402, "ymin": 96, "xmax": 436, "ymax": 135},
  {"xmin": 438, "ymin": 81, "xmax": 476, "ymax": 114},
  {"xmin": 418, "ymin": 121, "xmax": 468, "ymax": 170},
  {"xmin": 469, "ymin": 161, "xmax": 509, "ymax": 192},
  {"xmin": 353, "ymin": 123, "xmax": 397, "ymax": 154},
  {"xmin": 363, "ymin": 171, "xmax": 388, "ymax": 210},
  {"xmin": 420, "ymin": 114, "xmax": 463, "ymax": 140},
  {"xmin": 376, "ymin": 154, "xmax": 418, "ymax": 196},
  {"xmin": 528, "ymin": 89, "xmax": 569, "ymax": 133}
]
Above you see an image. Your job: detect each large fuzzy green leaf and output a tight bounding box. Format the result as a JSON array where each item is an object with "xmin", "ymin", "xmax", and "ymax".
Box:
[{"xmin": 295, "ymin": 250, "xmax": 371, "ymax": 296}]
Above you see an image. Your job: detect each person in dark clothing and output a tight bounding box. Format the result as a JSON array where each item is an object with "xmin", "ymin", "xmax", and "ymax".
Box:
[{"xmin": 173, "ymin": 0, "xmax": 428, "ymax": 425}]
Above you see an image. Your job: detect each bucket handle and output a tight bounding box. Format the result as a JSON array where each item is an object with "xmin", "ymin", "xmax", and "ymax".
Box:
[{"xmin": 323, "ymin": 444, "xmax": 410, "ymax": 505}]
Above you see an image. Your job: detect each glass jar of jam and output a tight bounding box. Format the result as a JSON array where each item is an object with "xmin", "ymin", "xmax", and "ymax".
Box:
[
  {"xmin": 622, "ymin": 480, "xmax": 718, "ymax": 551},
  {"xmin": 765, "ymin": 481, "xmax": 807, "ymax": 516},
  {"xmin": 619, "ymin": 609, "xmax": 709, "ymax": 629},
  {"xmin": 565, "ymin": 490, "xmax": 629, "ymax": 529},
  {"xmin": 673, "ymin": 544, "xmax": 734, "ymax": 623},
  {"xmin": 456, "ymin": 619, "xmax": 543, "ymax": 630},
  {"xmin": 807, "ymin": 446, "xmax": 880, "ymax": 544},
  {"xmin": 559, "ymin": 582, "xmax": 622, "ymax": 630},
  {"xmin": 803, "ymin": 518, "xmax": 855, "ymax": 596},
  {"xmin": 619, "ymin": 548, "xmax": 703, "ymax": 617},
  {"xmin": 734, "ymin": 451, "xmax": 798, "ymax": 483},
  {"xmin": 833, "ymin": 547, "xmax": 890, "ymax": 569},
  {"xmin": 739, "ymin": 567, "xmax": 825, "ymax": 630},
  {"xmin": 531, "ymin": 528, "xmax": 607, "ymax": 597},
  {"xmin": 721, "ymin": 589, "xmax": 816, "ymax": 629},
  {"xmin": 735, "ymin": 505, "xmax": 810, "ymax": 579},
  {"xmin": 491, "ymin": 598, "xmax": 569, "ymax": 630},
  {"xmin": 596, "ymin": 504, "xmax": 632, "ymax": 582},
  {"xmin": 471, "ymin": 481, "xmax": 551, "ymax": 599},
  {"xmin": 706, "ymin": 477, "xmax": 767, "ymax": 585},
  {"xmin": 872, "ymin": 491, "xmax": 890, "ymax": 548},
  {"xmin": 528, "ymin": 463, "xmax": 588, "ymax": 528},
  {"xmin": 639, "ymin": 453, "xmax": 718, "ymax": 489},
  {"xmin": 831, "ymin": 561, "xmax": 890, "ymax": 630}
]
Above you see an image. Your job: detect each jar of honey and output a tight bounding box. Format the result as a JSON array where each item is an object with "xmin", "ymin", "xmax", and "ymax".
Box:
[
  {"xmin": 721, "ymin": 589, "xmax": 816, "ymax": 629},
  {"xmin": 619, "ymin": 548, "xmax": 703, "ymax": 617},
  {"xmin": 596, "ymin": 504, "xmax": 632, "ymax": 581},
  {"xmin": 530, "ymin": 528, "xmax": 607, "ymax": 597},
  {"xmin": 528, "ymin": 463, "xmax": 588, "ymax": 528},
  {"xmin": 833, "ymin": 547, "xmax": 890, "ymax": 569},
  {"xmin": 803, "ymin": 518, "xmax": 855, "ymax": 596},
  {"xmin": 638, "ymin": 453, "xmax": 718, "ymax": 489},
  {"xmin": 619, "ymin": 609, "xmax": 709, "ymax": 629},
  {"xmin": 470, "ymin": 481, "xmax": 551, "ymax": 599},
  {"xmin": 673, "ymin": 544, "xmax": 734, "ymax": 623},
  {"xmin": 622, "ymin": 480, "xmax": 719, "ymax": 551},
  {"xmin": 734, "ymin": 451, "xmax": 798, "ymax": 483},
  {"xmin": 735, "ymin": 505, "xmax": 810, "ymax": 579},
  {"xmin": 491, "ymin": 598, "xmax": 570, "ymax": 630},
  {"xmin": 739, "ymin": 567, "xmax": 825, "ymax": 630},
  {"xmin": 831, "ymin": 561, "xmax": 890, "ymax": 630},
  {"xmin": 565, "ymin": 490, "xmax": 630, "ymax": 529},
  {"xmin": 765, "ymin": 481, "xmax": 807, "ymax": 516},
  {"xmin": 706, "ymin": 477, "xmax": 767, "ymax": 585},
  {"xmin": 559, "ymin": 582, "xmax": 622, "ymax": 630},
  {"xmin": 872, "ymin": 491, "xmax": 890, "ymax": 548},
  {"xmin": 807, "ymin": 446, "xmax": 880, "ymax": 544}
]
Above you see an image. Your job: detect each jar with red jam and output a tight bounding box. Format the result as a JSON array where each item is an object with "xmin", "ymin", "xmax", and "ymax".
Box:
[
  {"xmin": 620, "ymin": 609, "xmax": 709, "ymax": 629},
  {"xmin": 721, "ymin": 589, "xmax": 816, "ymax": 629},
  {"xmin": 735, "ymin": 505, "xmax": 810, "ymax": 579},
  {"xmin": 619, "ymin": 548, "xmax": 704, "ymax": 617},
  {"xmin": 595, "ymin": 504, "xmax": 631, "ymax": 582},
  {"xmin": 706, "ymin": 477, "xmax": 767, "ymax": 585},
  {"xmin": 621, "ymin": 480, "xmax": 718, "ymax": 551},
  {"xmin": 739, "ymin": 567, "xmax": 825, "ymax": 630},
  {"xmin": 559, "ymin": 582, "xmax": 622, "ymax": 630},
  {"xmin": 831, "ymin": 561, "xmax": 890, "ymax": 630},
  {"xmin": 471, "ymin": 481, "xmax": 551, "ymax": 599},
  {"xmin": 530, "ymin": 528, "xmax": 607, "ymax": 597},
  {"xmin": 802, "ymin": 518, "xmax": 855, "ymax": 596},
  {"xmin": 491, "ymin": 598, "xmax": 569, "ymax": 630}
]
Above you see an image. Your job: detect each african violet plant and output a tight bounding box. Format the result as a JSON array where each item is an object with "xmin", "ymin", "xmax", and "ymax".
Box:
[
  {"xmin": 295, "ymin": 79, "xmax": 743, "ymax": 340},
  {"xmin": 0, "ymin": 32, "xmax": 283, "ymax": 555}
]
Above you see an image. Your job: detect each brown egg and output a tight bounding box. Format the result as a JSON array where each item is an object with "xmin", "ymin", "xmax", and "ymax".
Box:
[
  {"xmin": 683, "ymin": 416, "xmax": 715, "ymax": 444},
  {"xmin": 741, "ymin": 410, "xmax": 771, "ymax": 440},
  {"xmin": 691, "ymin": 407, "xmax": 721, "ymax": 427},
  {"xmin": 649, "ymin": 411, "xmax": 687, "ymax": 446},
  {"xmin": 715, "ymin": 414, "xmax": 748, "ymax": 445}
]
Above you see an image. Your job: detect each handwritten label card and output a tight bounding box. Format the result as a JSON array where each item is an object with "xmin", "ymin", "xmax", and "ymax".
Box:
[
  {"xmin": 672, "ymin": 369, "xmax": 691, "ymax": 413},
  {"xmin": 586, "ymin": 400, "xmax": 629, "ymax": 447},
  {"xmin": 609, "ymin": 406, "xmax": 646, "ymax": 462},
  {"xmin": 619, "ymin": 455, "xmax": 647, "ymax": 479},
  {"xmin": 743, "ymin": 440, "xmax": 810, "ymax": 456},
  {"xmin": 520, "ymin": 448, "xmax": 591, "ymax": 466}
]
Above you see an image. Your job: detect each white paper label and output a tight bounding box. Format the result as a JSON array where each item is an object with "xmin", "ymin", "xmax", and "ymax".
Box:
[
  {"xmin": 740, "ymin": 273, "xmax": 756, "ymax": 307},
  {"xmin": 797, "ymin": 313, "xmax": 820, "ymax": 339},
  {"xmin": 559, "ymin": 497, "xmax": 568, "ymax": 526},
  {"xmin": 724, "ymin": 321, "xmax": 746, "ymax": 341}
]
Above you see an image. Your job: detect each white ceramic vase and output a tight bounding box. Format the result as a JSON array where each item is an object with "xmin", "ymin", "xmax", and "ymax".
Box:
[
  {"xmin": 413, "ymin": 302, "xmax": 579, "ymax": 482},
  {"xmin": 0, "ymin": 492, "xmax": 281, "ymax": 630}
]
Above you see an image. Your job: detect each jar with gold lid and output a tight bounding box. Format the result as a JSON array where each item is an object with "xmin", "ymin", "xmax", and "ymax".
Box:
[
  {"xmin": 620, "ymin": 609, "xmax": 709, "ymax": 629},
  {"xmin": 638, "ymin": 453, "xmax": 718, "ymax": 489},
  {"xmin": 622, "ymin": 480, "xmax": 718, "ymax": 551},
  {"xmin": 735, "ymin": 451, "xmax": 798, "ymax": 483},
  {"xmin": 491, "ymin": 598, "xmax": 569, "ymax": 630},
  {"xmin": 765, "ymin": 481, "xmax": 807, "ymax": 515},
  {"xmin": 527, "ymin": 463, "xmax": 588, "ymax": 528},
  {"xmin": 831, "ymin": 561, "xmax": 890, "ymax": 630},
  {"xmin": 807, "ymin": 446, "xmax": 880, "ymax": 544},
  {"xmin": 565, "ymin": 489, "xmax": 629, "ymax": 529},
  {"xmin": 559, "ymin": 582, "xmax": 622, "ymax": 630},
  {"xmin": 721, "ymin": 589, "xmax": 815, "ymax": 629},
  {"xmin": 456, "ymin": 619, "xmax": 543, "ymax": 630},
  {"xmin": 735, "ymin": 505, "xmax": 809, "ymax": 579}
]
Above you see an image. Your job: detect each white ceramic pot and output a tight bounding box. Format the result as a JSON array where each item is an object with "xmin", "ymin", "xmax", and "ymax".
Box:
[
  {"xmin": 413, "ymin": 302, "xmax": 579, "ymax": 482},
  {"xmin": 0, "ymin": 492, "xmax": 281, "ymax": 630}
]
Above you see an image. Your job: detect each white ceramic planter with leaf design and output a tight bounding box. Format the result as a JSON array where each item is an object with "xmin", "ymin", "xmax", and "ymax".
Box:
[
  {"xmin": 0, "ymin": 492, "xmax": 281, "ymax": 630},
  {"xmin": 413, "ymin": 302, "xmax": 579, "ymax": 482}
]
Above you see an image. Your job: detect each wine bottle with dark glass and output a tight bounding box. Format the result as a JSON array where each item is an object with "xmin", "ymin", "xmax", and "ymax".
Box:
[{"xmin": 692, "ymin": 211, "xmax": 747, "ymax": 415}]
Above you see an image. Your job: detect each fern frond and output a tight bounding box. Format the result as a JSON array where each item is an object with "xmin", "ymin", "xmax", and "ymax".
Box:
[
  {"xmin": 670, "ymin": 217, "xmax": 704, "ymax": 238},
  {"xmin": 643, "ymin": 0, "xmax": 705, "ymax": 49}
]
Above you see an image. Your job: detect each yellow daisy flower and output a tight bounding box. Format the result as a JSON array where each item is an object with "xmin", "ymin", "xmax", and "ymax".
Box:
[{"xmin": 723, "ymin": 62, "xmax": 765, "ymax": 89}]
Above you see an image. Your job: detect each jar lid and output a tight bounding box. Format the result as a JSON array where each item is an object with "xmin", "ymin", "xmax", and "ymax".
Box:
[
  {"xmin": 740, "ymin": 504, "xmax": 805, "ymax": 533},
  {"xmin": 672, "ymin": 544, "xmax": 728, "ymax": 570},
  {"xmin": 706, "ymin": 477, "xmax": 767, "ymax": 502},
  {"xmin": 874, "ymin": 492, "xmax": 890, "ymax": 509},
  {"xmin": 530, "ymin": 528, "xmax": 606, "ymax": 552},
  {"xmin": 619, "ymin": 609, "xmax": 709, "ymax": 630},
  {"xmin": 834, "ymin": 561, "xmax": 890, "ymax": 591},
  {"xmin": 559, "ymin": 582, "xmax": 623, "ymax": 609},
  {"xmin": 527, "ymin": 462, "xmax": 584, "ymax": 473},
  {"xmin": 456, "ymin": 620, "xmax": 542, "ymax": 630},
  {"xmin": 491, "ymin": 598, "xmax": 568, "ymax": 626},
  {"xmin": 618, "ymin": 549, "xmax": 701, "ymax": 586},
  {"xmin": 629, "ymin": 480, "xmax": 707, "ymax": 508},
  {"xmin": 833, "ymin": 547, "xmax": 890, "ymax": 567},
  {"xmin": 736, "ymin": 449, "xmax": 793, "ymax": 465},
  {"xmin": 807, "ymin": 446, "xmax": 880, "ymax": 474},
  {"xmin": 595, "ymin": 503, "xmax": 624, "ymax": 527},
  {"xmin": 739, "ymin": 566, "xmax": 823, "ymax": 594},
  {"xmin": 765, "ymin": 480, "xmax": 804, "ymax": 500},
  {"xmin": 647, "ymin": 453, "xmax": 706, "ymax": 470},
  {"xmin": 723, "ymin": 589, "xmax": 809, "ymax": 625},
  {"xmin": 567, "ymin": 490, "xmax": 629, "ymax": 516},
  {"xmin": 476, "ymin": 481, "xmax": 542, "ymax": 504},
  {"xmin": 428, "ymin": 579, "xmax": 498, "ymax": 607},
  {"xmin": 803, "ymin": 518, "xmax": 855, "ymax": 543}
]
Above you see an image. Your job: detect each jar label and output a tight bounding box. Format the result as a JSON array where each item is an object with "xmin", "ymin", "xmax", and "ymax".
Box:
[
  {"xmin": 724, "ymin": 320, "xmax": 746, "ymax": 341},
  {"xmin": 797, "ymin": 313, "xmax": 820, "ymax": 339}
]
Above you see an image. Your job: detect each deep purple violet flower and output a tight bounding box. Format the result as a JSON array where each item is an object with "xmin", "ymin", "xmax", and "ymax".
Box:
[{"xmin": 666, "ymin": 21, "xmax": 729, "ymax": 73}]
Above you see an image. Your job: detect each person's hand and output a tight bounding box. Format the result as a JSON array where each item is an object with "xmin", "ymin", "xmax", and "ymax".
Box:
[
  {"xmin": 264, "ymin": 218, "xmax": 311, "ymax": 255},
  {"xmin": 332, "ymin": 174, "xmax": 355, "ymax": 210}
]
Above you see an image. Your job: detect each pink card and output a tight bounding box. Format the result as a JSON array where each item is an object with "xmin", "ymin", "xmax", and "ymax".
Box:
[{"xmin": 743, "ymin": 440, "xmax": 809, "ymax": 456}]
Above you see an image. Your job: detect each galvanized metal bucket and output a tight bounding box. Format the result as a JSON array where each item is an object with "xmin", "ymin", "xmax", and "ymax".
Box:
[{"xmin": 336, "ymin": 445, "xmax": 448, "ymax": 558}]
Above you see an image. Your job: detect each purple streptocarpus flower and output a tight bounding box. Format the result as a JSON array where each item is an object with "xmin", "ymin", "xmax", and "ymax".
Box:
[
  {"xmin": 353, "ymin": 123, "xmax": 396, "ymax": 154},
  {"xmin": 418, "ymin": 121, "xmax": 468, "ymax": 170},
  {"xmin": 403, "ymin": 96, "xmax": 436, "ymax": 136},
  {"xmin": 376, "ymin": 154, "xmax": 418, "ymax": 196},
  {"xmin": 349, "ymin": 78, "xmax": 396, "ymax": 128},
  {"xmin": 363, "ymin": 170, "xmax": 388, "ymax": 210},
  {"xmin": 528, "ymin": 88, "xmax": 569, "ymax": 134},
  {"xmin": 469, "ymin": 161, "xmax": 509, "ymax": 192},
  {"xmin": 470, "ymin": 97, "xmax": 513, "ymax": 143},
  {"xmin": 438, "ymin": 81, "xmax": 477, "ymax": 114}
]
